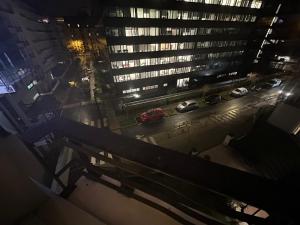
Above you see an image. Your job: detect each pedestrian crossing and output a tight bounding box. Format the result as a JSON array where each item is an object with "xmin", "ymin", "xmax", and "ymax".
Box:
[
  {"xmin": 81, "ymin": 118, "xmax": 108, "ymax": 128},
  {"xmin": 210, "ymin": 108, "xmax": 239, "ymax": 124},
  {"xmin": 136, "ymin": 135, "xmax": 157, "ymax": 145}
]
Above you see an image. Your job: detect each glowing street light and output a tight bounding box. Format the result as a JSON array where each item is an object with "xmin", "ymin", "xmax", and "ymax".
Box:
[{"xmin": 67, "ymin": 40, "xmax": 84, "ymax": 53}]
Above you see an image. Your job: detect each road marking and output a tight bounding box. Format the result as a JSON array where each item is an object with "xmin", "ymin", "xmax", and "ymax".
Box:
[
  {"xmin": 142, "ymin": 137, "xmax": 149, "ymax": 143},
  {"xmin": 222, "ymin": 115, "xmax": 233, "ymax": 121},
  {"xmin": 221, "ymin": 114, "xmax": 233, "ymax": 121},
  {"xmin": 209, "ymin": 117, "xmax": 217, "ymax": 123},
  {"xmin": 149, "ymin": 136, "xmax": 157, "ymax": 145},
  {"xmin": 135, "ymin": 135, "xmax": 143, "ymax": 139},
  {"xmin": 90, "ymin": 157, "xmax": 96, "ymax": 165},
  {"xmin": 225, "ymin": 113, "xmax": 236, "ymax": 120},
  {"xmin": 97, "ymin": 119, "xmax": 102, "ymax": 128},
  {"xmin": 136, "ymin": 136, "xmax": 157, "ymax": 145},
  {"xmin": 103, "ymin": 117, "xmax": 108, "ymax": 127},
  {"xmin": 210, "ymin": 116, "xmax": 222, "ymax": 123},
  {"xmin": 216, "ymin": 115, "xmax": 225, "ymax": 121},
  {"xmin": 228, "ymin": 110, "xmax": 238, "ymax": 117},
  {"xmin": 99, "ymin": 151, "xmax": 105, "ymax": 165}
]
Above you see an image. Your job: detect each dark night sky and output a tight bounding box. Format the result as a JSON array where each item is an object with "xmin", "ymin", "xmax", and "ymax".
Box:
[{"xmin": 22, "ymin": 0, "xmax": 104, "ymax": 17}]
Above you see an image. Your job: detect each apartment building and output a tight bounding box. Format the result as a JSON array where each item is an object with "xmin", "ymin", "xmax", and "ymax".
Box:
[{"xmin": 0, "ymin": 0, "xmax": 67, "ymax": 131}]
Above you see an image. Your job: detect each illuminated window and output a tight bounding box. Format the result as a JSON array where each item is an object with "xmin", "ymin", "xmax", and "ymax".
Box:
[
  {"xmin": 177, "ymin": 78, "xmax": 189, "ymax": 87},
  {"xmin": 142, "ymin": 85, "xmax": 158, "ymax": 90},
  {"xmin": 123, "ymin": 88, "xmax": 140, "ymax": 94}
]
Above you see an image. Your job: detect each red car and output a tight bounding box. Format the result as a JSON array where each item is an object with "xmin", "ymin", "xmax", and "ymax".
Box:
[{"xmin": 137, "ymin": 108, "xmax": 165, "ymax": 123}]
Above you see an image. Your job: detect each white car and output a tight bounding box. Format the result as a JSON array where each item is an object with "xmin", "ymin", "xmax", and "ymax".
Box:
[
  {"xmin": 267, "ymin": 78, "xmax": 282, "ymax": 88},
  {"xmin": 231, "ymin": 87, "xmax": 248, "ymax": 97},
  {"xmin": 176, "ymin": 100, "xmax": 199, "ymax": 112}
]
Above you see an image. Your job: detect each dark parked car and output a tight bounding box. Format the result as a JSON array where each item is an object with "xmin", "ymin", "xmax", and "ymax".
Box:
[
  {"xmin": 205, "ymin": 95, "xmax": 222, "ymax": 105},
  {"xmin": 137, "ymin": 108, "xmax": 165, "ymax": 124}
]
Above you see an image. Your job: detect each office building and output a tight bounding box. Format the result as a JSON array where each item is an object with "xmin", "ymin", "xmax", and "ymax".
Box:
[{"xmin": 104, "ymin": 0, "xmax": 264, "ymax": 99}]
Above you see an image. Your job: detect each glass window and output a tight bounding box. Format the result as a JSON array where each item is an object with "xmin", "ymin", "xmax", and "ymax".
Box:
[
  {"xmin": 161, "ymin": 10, "xmax": 168, "ymax": 19},
  {"xmin": 150, "ymin": 27, "xmax": 156, "ymax": 36},
  {"xmin": 130, "ymin": 8, "xmax": 136, "ymax": 18},
  {"xmin": 149, "ymin": 9, "xmax": 156, "ymax": 18},
  {"xmin": 137, "ymin": 8, "xmax": 143, "ymax": 18},
  {"xmin": 143, "ymin": 9, "xmax": 150, "ymax": 18}
]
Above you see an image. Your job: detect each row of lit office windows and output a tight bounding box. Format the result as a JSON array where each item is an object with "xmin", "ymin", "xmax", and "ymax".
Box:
[
  {"xmin": 111, "ymin": 55, "xmax": 193, "ymax": 69},
  {"xmin": 177, "ymin": 0, "xmax": 262, "ymax": 9},
  {"xmin": 121, "ymin": 70, "xmax": 239, "ymax": 94},
  {"xmin": 114, "ymin": 67, "xmax": 192, "ymax": 83},
  {"xmin": 111, "ymin": 47, "xmax": 245, "ymax": 69},
  {"xmin": 109, "ymin": 41, "xmax": 247, "ymax": 54},
  {"xmin": 108, "ymin": 7, "xmax": 257, "ymax": 22},
  {"xmin": 106, "ymin": 27, "xmax": 244, "ymax": 37},
  {"xmin": 123, "ymin": 84, "xmax": 170, "ymax": 94},
  {"xmin": 123, "ymin": 84, "xmax": 162, "ymax": 94}
]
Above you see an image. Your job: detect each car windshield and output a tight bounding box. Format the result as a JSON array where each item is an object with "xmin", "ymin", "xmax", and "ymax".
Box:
[
  {"xmin": 181, "ymin": 102, "xmax": 187, "ymax": 106},
  {"xmin": 236, "ymin": 89, "xmax": 242, "ymax": 92}
]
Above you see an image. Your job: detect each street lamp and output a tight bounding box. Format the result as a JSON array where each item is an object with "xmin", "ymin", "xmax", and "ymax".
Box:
[{"xmin": 133, "ymin": 93, "xmax": 140, "ymax": 98}]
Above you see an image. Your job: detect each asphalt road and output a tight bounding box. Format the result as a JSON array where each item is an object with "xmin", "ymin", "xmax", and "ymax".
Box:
[
  {"xmin": 121, "ymin": 87, "xmax": 281, "ymax": 138},
  {"xmin": 55, "ymin": 58, "xmax": 104, "ymax": 127}
]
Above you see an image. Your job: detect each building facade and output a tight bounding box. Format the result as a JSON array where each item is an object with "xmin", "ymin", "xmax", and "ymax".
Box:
[
  {"xmin": 0, "ymin": 0, "xmax": 67, "ymax": 131},
  {"xmin": 104, "ymin": 0, "xmax": 265, "ymax": 99}
]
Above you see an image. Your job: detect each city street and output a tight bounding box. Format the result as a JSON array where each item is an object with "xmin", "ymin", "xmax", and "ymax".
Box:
[
  {"xmin": 55, "ymin": 58, "xmax": 106, "ymax": 128},
  {"xmin": 121, "ymin": 87, "xmax": 281, "ymax": 152}
]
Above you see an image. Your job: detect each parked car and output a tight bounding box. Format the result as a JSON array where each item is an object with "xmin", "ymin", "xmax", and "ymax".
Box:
[
  {"xmin": 137, "ymin": 108, "xmax": 165, "ymax": 124},
  {"xmin": 231, "ymin": 87, "xmax": 248, "ymax": 97},
  {"xmin": 205, "ymin": 95, "xmax": 222, "ymax": 105},
  {"xmin": 176, "ymin": 100, "xmax": 199, "ymax": 112},
  {"xmin": 266, "ymin": 78, "xmax": 282, "ymax": 88}
]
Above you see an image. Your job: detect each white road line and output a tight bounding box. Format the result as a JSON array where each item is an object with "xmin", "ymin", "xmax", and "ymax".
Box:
[
  {"xmin": 228, "ymin": 110, "xmax": 238, "ymax": 117},
  {"xmin": 99, "ymin": 151, "xmax": 105, "ymax": 165},
  {"xmin": 142, "ymin": 137, "xmax": 149, "ymax": 143},
  {"xmin": 225, "ymin": 113, "xmax": 236, "ymax": 120},
  {"xmin": 97, "ymin": 119, "xmax": 102, "ymax": 128},
  {"xmin": 90, "ymin": 157, "xmax": 96, "ymax": 165},
  {"xmin": 90, "ymin": 120, "xmax": 95, "ymax": 126},
  {"xmin": 210, "ymin": 116, "xmax": 217, "ymax": 122},
  {"xmin": 221, "ymin": 115, "xmax": 232, "ymax": 121},
  {"xmin": 215, "ymin": 115, "xmax": 224, "ymax": 121},
  {"xmin": 149, "ymin": 136, "xmax": 157, "ymax": 145},
  {"xmin": 210, "ymin": 116, "xmax": 222, "ymax": 123},
  {"xmin": 103, "ymin": 117, "xmax": 108, "ymax": 127}
]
